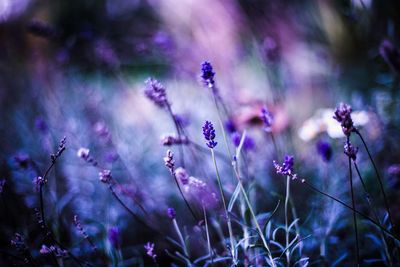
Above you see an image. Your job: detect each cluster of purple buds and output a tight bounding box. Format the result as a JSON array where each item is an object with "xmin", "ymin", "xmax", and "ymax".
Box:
[
  {"xmin": 167, "ymin": 207, "xmax": 176, "ymax": 219},
  {"xmin": 175, "ymin": 167, "xmax": 189, "ymax": 185},
  {"xmin": 161, "ymin": 135, "xmax": 189, "ymax": 146},
  {"xmin": 144, "ymin": 78, "xmax": 169, "ymax": 108},
  {"xmin": 231, "ymin": 132, "xmax": 255, "ymax": 151},
  {"xmin": 74, "ymin": 215, "xmax": 97, "ymax": 250},
  {"xmin": 186, "ymin": 176, "xmax": 218, "ymax": 208},
  {"xmin": 333, "ymin": 103, "xmax": 354, "ymax": 136},
  {"xmin": 51, "ymin": 136, "xmax": 66, "ymax": 162},
  {"xmin": 273, "ymin": 155, "xmax": 297, "ymax": 179},
  {"xmin": 261, "ymin": 107, "xmax": 274, "ymax": 132},
  {"xmin": 164, "ymin": 150, "xmax": 175, "ymax": 173},
  {"xmin": 99, "ymin": 169, "xmax": 113, "ymax": 184},
  {"xmin": 10, "ymin": 233, "xmax": 27, "ymax": 252},
  {"xmin": 344, "ymin": 141, "xmax": 358, "ymax": 161},
  {"xmin": 144, "ymin": 242, "xmax": 157, "ymax": 261},
  {"xmin": 77, "ymin": 147, "xmax": 98, "ymax": 166},
  {"xmin": 201, "ymin": 61, "xmax": 215, "ymax": 88},
  {"xmin": 203, "ymin": 121, "xmax": 218, "ymax": 148},
  {"xmin": 40, "ymin": 245, "xmax": 68, "ymax": 258}
]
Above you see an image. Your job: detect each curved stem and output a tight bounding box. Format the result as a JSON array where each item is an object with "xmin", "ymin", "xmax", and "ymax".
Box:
[
  {"xmin": 354, "ymin": 129, "xmax": 393, "ymax": 229},
  {"xmin": 167, "ymin": 104, "xmax": 185, "ymax": 168},
  {"xmin": 300, "ymin": 180, "xmax": 400, "ymax": 241},
  {"xmin": 285, "ymin": 175, "xmax": 290, "ymax": 266},
  {"xmin": 171, "ymin": 171, "xmax": 199, "ymax": 222}
]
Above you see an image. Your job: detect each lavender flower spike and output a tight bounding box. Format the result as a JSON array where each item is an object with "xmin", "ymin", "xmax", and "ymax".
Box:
[
  {"xmin": 273, "ymin": 155, "xmax": 297, "ymax": 179},
  {"xmin": 333, "ymin": 103, "xmax": 354, "ymax": 136},
  {"xmin": 164, "ymin": 150, "xmax": 175, "ymax": 173},
  {"xmin": 144, "ymin": 242, "xmax": 157, "ymax": 261},
  {"xmin": 344, "ymin": 141, "xmax": 358, "ymax": 161},
  {"xmin": 201, "ymin": 61, "xmax": 215, "ymax": 88},
  {"xmin": 144, "ymin": 78, "xmax": 168, "ymax": 108},
  {"xmin": 261, "ymin": 106, "xmax": 274, "ymax": 132},
  {"xmin": 202, "ymin": 121, "xmax": 218, "ymax": 148}
]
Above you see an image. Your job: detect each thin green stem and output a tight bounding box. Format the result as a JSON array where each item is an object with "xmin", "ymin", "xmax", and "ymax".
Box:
[
  {"xmin": 203, "ymin": 205, "xmax": 214, "ymax": 267},
  {"xmin": 210, "ymin": 149, "xmax": 236, "ymax": 265}
]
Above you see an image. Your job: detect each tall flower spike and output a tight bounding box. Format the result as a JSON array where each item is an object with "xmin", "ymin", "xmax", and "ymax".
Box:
[
  {"xmin": 202, "ymin": 121, "xmax": 218, "ymax": 148},
  {"xmin": 344, "ymin": 141, "xmax": 358, "ymax": 161},
  {"xmin": 333, "ymin": 103, "xmax": 354, "ymax": 136},
  {"xmin": 273, "ymin": 155, "xmax": 297, "ymax": 179},
  {"xmin": 261, "ymin": 107, "xmax": 274, "ymax": 132},
  {"xmin": 201, "ymin": 61, "xmax": 215, "ymax": 88},
  {"xmin": 144, "ymin": 78, "xmax": 168, "ymax": 108}
]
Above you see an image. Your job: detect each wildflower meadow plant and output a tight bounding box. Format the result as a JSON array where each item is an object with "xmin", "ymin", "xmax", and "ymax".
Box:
[{"xmin": 2, "ymin": 3, "xmax": 400, "ymax": 266}]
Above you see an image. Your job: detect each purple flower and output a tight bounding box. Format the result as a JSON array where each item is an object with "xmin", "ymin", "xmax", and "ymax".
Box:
[
  {"xmin": 201, "ymin": 61, "xmax": 215, "ymax": 88},
  {"xmin": 161, "ymin": 135, "xmax": 189, "ymax": 146},
  {"xmin": 175, "ymin": 167, "xmax": 189, "ymax": 185},
  {"xmin": 185, "ymin": 176, "xmax": 218, "ymax": 208},
  {"xmin": 14, "ymin": 153, "xmax": 30, "ymax": 169},
  {"xmin": 333, "ymin": 103, "xmax": 354, "ymax": 136},
  {"xmin": 167, "ymin": 207, "xmax": 176, "ymax": 219},
  {"xmin": 108, "ymin": 227, "xmax": 120, "ymax": 248},
  {"xmin": 273, "ymin": 155, "xmax": 297, "ymax": 178},
  {"xmin": 144, "ymin": 78, "xmax": 168, "ymax": 108},
  {"xmin": 231, "ymin": 132, "xmax": 255, "ymax": 150},
  {"xmin": 380, "ymin": 39, "xmax": 400, "ymax": 73},
  {"xmin": 224, "ymin": 119, "xmax": 237, "ymax": 133},
  {"xmin": 35, "ymin": 117, "xmax": 48, "ymax": 133},
  {"xmin": 344, "ymin": 141, "xmax": 358, "ymax": 161},
  {"xmin": 316, "ymin": 140, "xmax": 332, "ymax": 162},
  {"xmin": 144, "ymin": 242, "xmax": 157, "ymax": 261},
  {"xmin": 202, "ymin": 121, "xmax": 218, "ymax": 148},
  {"xmin": 99, "ymin": 169, "xmax": 112, "ymax": 184},
  {"xmin": 261, "ymin": 107, "xmax": 274, "ymax": 132}
]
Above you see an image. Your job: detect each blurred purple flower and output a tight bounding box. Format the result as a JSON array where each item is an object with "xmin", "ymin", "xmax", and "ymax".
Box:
[
  {"xmin": 144, "ymin": 78, "xmax": 168, "ymax": 108},
  {"xmin": 144, "ymin": 242, "xmax": 157, "ymax": 261},
  {"xmin": 161, "ymin": 135, "xmax": 189, "ymax": 146},
  {"xmin": 388, "ymin": 164, "xmax": 400, "ymax": 177},
  {"xmin": 380, "ymin": 39, "xmax": 400, "ymax": 73},
  {"xmin": 261, "ymin": 107, "xmax": 274, "ymax": 132},
  {"xmin": 40, "ymin": 245, "xmax": 67, "ymax": 258},
  {"xmin": 185, "ymin": 176, "xmax": 218, "ymax": 208},
  {"xmin": 105, "ymin": 151, "xmax": 118, "ymax": 163},
  {"xmin": 344, "ymin": 141, "xmax": 358, "ymax": 161},
  {"xmin": 231, "ymin": 132, "xmax": 255, "ymax": 150},
  {"xmin": 273, "ymin": 155, "xmax": 297, "ymax": 179},
  {"xmin": 224, "ymin": 119, "xmax": 237, "ymax": 133},
  {"xmin": 14, "ymin": 152, "xmax": 30, "ymax": 169},
  {"xmin": 35, "ymin": 117, "xmax": 48, "ymax": 134},
  {"xmin": 333, "ymin": 103, "xmax": 354, "ymax": 136},
  {"xmin": 175, "ymin": 167, "xmax": 189, "ymax": 185},
  {"xmin": 167, "ymin": 207, "xmax": 176, "ymax": 219},
  {"xmin": 316, "ymin": 140, "xmax": 332, "ymax": 162},
  {"xmin": 203, "ymin": 121, "xmax": 217, "ymax": 148},
  {"xmin": 108, "ymin": 227, "xmax": 120, "ymax": 248},
  {"xmin": 201, "ymin": 61, "xmax": 215, "ymax": 88}
]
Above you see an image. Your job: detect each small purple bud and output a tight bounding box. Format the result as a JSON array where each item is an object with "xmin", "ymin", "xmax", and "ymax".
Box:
[
  {"xmin": 144, "ymin": 78, "xmax": 168, "ymax": 108},
  {"xmin": 144, "ymin": 242, "xmax": 157, "ymax": 261},
  {"xmin": 344, "ymin": 141, "xmax": 358, "ymax": 161},
  {"xmin": 273, "ymin": 155, "xmax": 297, "ymax": 179},
  {"xmin": 167, "ymin": 207, "xmax": 176, "ymax": 219},
  {"xmin": 200, "ymin": 61, "xmax": 215, "ymax": 88},
  {"xmin": 261, "ymin": 107, "xmax": 274, "ymax": 132},
  {"xmin": 333, "ymin": 103, "xmax": 354, "ymax": 136}
]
